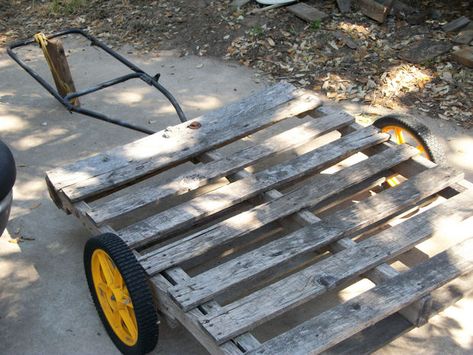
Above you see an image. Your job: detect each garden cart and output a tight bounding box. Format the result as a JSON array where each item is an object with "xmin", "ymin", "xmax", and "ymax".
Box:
[{"xmin": 8, "ymin": 30, "xmax": 473, "ymax": 355}]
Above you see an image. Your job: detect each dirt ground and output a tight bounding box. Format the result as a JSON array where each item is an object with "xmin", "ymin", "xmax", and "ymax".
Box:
[{"xmin": 1, "ymin": 0, "xmax": 472, "ymax": 127}]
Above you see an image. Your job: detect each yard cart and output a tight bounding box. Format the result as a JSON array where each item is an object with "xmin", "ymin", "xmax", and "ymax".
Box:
[
  {"xmin": 8, "ymin": 31, "xmax": 473, "ymax": 355},
  {"xmin": 44, "ymin": 82, "xmax": 473, "ymax": 354}
]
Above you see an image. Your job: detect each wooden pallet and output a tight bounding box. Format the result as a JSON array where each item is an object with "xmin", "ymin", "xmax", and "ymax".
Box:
[{"xmin": 46, "ymin": 82, "xmax": 473, "ymax": 354}]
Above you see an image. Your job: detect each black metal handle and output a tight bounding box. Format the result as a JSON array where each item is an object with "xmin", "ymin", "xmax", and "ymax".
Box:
[{"xmin": 6, "ymin": 28, "xmax": 188, "ymax": 135}]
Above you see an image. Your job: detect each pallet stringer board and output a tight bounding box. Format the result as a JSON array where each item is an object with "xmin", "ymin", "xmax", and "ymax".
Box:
[{"xmin": 153, "ymin": 268, "xmax": 261, "ymax": 354}]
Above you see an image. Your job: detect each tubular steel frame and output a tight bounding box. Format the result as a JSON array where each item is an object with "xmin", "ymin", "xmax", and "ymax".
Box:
[{"xmin": 7, "ymin": 28, "xmax": 188, "ymax": 134}]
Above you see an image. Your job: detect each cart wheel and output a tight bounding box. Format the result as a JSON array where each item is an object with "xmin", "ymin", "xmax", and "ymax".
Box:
[
  {"xmin": 373, "ymin": 114, "xmax": 445, "ymax": 164},
  {"xmin": 84, "ymin": 233, "xmax": 158, "ymax": 355}
]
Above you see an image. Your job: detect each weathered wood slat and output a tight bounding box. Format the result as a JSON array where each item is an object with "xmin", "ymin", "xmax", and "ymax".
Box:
[
  {"xmin": 201, "ymin": 190, "xmax": 473, "ymax": 344},
  {"xmin": 88, "ymin": 112, "xmax": 354, "ymax": 225},
  {"xmin": 168, "ymin": 167, "xmax": 463, "ymax": 310},
  {"xmin": 120, "ymin": 127, "xmax": 388, "ymax": 248},
  {"xmin": 47, "ymin": 82, "xmax": 295, "ymax": 189},
  {"xmin": 271, "ymin": 184, "xmax": 432, "ymax": 327},
  {"xmin": 62, "ymin": 90, "xmax": 320, "ymax": 201},
  {"xmin": 152, "ymin": 268, "xmax": 259, "ymax": 355},
  {"xmin": 326, "ymin": 270, "xmax": 473, "ymax": 354},
  {"xmin": 324, "ymin": 313, "xmax": 412, "ymax": 355},
  {"xmin": 142, "ymin": 144, "xmax": 417, "ymax": 277},
  {"xmin": 215, "ymin": 119, "xmax": 434, "ymax": 326},
  {"xmin": 47, "ymin": 83, "xmax": 321, "ymax": 201},
  {"xmin": 249, "ymin": 237, "xmax": 473, "ymax": 355}
]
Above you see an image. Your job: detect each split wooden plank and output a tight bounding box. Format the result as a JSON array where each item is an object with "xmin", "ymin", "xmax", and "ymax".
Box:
[
  {"xmin": 142, "ymin": 144, "xmax": 418, "ymax": 277},
  {"xmin": 87, "ymin": 112, "xmax": 354, "ymax": 225},
  {"xmin": 122, "ymin": 126, "xmax": 388, "ymax": 249},
  {"xmin": 249, "ymin": 237, "xmax": 473, "ymax": 355},
  {"xmin": 201, "ymin": 190, "xmax": 473, "ymax": 344},
  {"xmin": 41, "ymin": 38, "xmax": 80, "ymax": 106},
  {"xmin": 287, "ymin": 3, "xmax": 328, "ymax": 23},
  {"xmin": 168, "ymin": 167, "xmax": 463, "ymax": 310},
  {"xmin": 46, "ymin": 83, "xmax": 321, "ymax": 200}
]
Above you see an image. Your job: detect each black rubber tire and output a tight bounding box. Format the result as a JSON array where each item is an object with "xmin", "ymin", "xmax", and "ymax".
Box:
[
  {"xmin": 0, "ymin": 140, "xmax": 16, "ymax": 201},
  {"xmin": 373, "ymin": 114, "xmax": 445, "ymax": 164},
  {"xmin": 84, "ymin": 233, "xmax": 158, "ymax": 355}
]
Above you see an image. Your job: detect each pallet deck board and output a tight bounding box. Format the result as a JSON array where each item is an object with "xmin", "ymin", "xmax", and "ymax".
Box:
[
  {"xmin": 168, "ymin": 167, "xmax": 463, "ymax": 310},
  {"xmin": 141, "ymin": 143, "xmax": 417, "ymax": 276},
  {"xmin": 121, "ymin": 126, "xmax": 388, "ymax": 249},
  {"xmin": 47, "ymin": 82, "xmax": 295, "ymax": 190},
  {"xmin": 200, "ymin": 189, "xmax": 473, "ymax": 343},
  {"xmin": 48, "ymin": 82, "xmax": 321, "ymax": 202},
  {"xmin": 249, "ymin": 237, "xmax": 473, "ymax": 354},
  {"xmin": 44, "ymin": 82, "xmax": 473, "ymax": 355},
  {"xmin": 88, "ymin": 111, "xmax": 354, "ymax": 225}
]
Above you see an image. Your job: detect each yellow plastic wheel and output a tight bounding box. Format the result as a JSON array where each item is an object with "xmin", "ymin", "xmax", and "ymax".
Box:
[
  {"xmin": 379, "ymin": 125, "xmax": 430, "ymax": 160},
  {"xmin": 374, "ymin": 114, "xmax": 445, "ymax": 164},
  {"xmin": 91, "ymin": 249, "xmax": 138, "ymax": 346},
  {"xmin": 374, "ymin": 114, "xmax": 445, "ymax": 188},
  {"xmin": 84, "ymin": 233, "xmax": 158, "ymax": 355}
]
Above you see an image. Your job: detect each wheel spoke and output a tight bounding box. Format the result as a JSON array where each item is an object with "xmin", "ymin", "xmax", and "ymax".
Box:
[
  {"xmin": 110, "ymin": 307, "xmax": 122, "ymax": 329},
  {"xmin": 113, "ymin": 266, "xmax": 125, "ymax": 289},
  {"xmin": 394, "ymin": 127, "xmax": 405, "ymax": 144},
  {"xmin": 119, "ymin": 309, "xmax": 138, "ymax": 340},
  {"xmin": 96, "ymin": 281, "xmax": 108, "ymax": 295},
  {"xmin": 416, "ymin": 145, "xmax": 425, "ymax": 152},
  {"xmin": 97, "ymin": 253, "xmax": 115, "ymax": 286}
]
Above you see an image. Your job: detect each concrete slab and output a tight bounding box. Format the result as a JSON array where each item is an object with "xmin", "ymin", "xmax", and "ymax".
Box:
[{"xmin": 0, "ymin": 35, "xmax": 472, "ymax": 354}]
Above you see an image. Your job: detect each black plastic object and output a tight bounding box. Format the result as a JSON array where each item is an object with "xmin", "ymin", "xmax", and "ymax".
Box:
[
  {"xmin": 0, "ymin": 140, "xmax": 16, "ymax": 201},
  {"xmin": 0, "ymin": 140, "xmax": 15, "ymax": 236}
]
